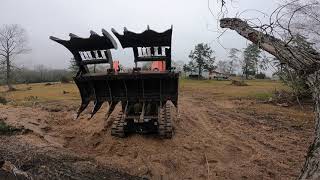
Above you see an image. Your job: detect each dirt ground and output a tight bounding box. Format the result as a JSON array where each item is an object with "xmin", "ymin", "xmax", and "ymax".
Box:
[{"xmin": 0, "ymin": 81, "xmax": 315, "ymax": 179}]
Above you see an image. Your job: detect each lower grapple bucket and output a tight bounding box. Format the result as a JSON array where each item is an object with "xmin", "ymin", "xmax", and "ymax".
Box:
[{"xmin": 74, "ymin": 72, "xmax": 179, "ymax": 118}]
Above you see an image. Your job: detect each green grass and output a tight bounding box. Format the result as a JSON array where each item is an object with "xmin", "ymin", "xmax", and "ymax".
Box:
[
  {"xmin": 179, "ymin": 79, "xmax": 287, "ymax": 100},
  {"xmin": 0, "ymin": 82, "xmax": 79, "ymax": 103},
  {"xmin": 249, "ymin": 92, "xmax": 273, "ymax": 101}
]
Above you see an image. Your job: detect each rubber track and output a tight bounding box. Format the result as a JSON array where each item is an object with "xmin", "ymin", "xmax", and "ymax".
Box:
[
  {"xmin": 111, "ymin": 111, "xmax": 126, "ymax": 138},
  {"xmin": 158, "ymin": 104, "xmax": 173, "ymax": 139}
]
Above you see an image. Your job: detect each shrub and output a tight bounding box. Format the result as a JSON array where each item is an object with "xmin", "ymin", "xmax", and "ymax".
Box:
[
  {"xmin": 230, "ymin": 80, "xmax": 248, "ymax": 86},
  {"xmin": 44, "ymin": 82, "xmax": 53, "ymax": 86},
  {"xmin": 188, "ymin": 74, "xmax": 204, "ymax": 79},
  {"xmin": 60, "ymin": 76, "xmax": 70, "ymax": 83},
  {"xmin": 255, "ymin": 73, "xmax": 266, "ymax": 79},
  {"xmin": 0, "ymin": 121, "xmax": 17, "ymax": 135},
  {"xmin": 24, "ymin": 96, "xmax": 39, "ymax": 102},
  {"xmin": 276, "ymin": 66, "xmax": 311, "ymax": 99},
  {"xmin": 0, "ymin": 96, "xmax": 7, "ymax": 105},
  {"xmin": 261, "ymin": 89, "xmax": 296, "ymax": 106}
]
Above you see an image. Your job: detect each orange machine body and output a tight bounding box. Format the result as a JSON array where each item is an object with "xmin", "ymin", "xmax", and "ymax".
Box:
[
  {"xmin": 113, "ymin": 60, "xmax": 120, "ymax": 71},
  {"xmin": 151, "ymin": 61, "xmax": 166, "ymax": 71}
]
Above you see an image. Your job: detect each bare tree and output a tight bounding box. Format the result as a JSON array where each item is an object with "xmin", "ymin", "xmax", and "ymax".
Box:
[
  {"xmin": 220, "ymin": 16, "xmax": 320, "ymax": 180},
  {"xmin": 216, "ymin": 60, "xmax": 229, "ymax": 73},
  {"xmin": 208, "ymin": 0, "xmax": 320, "ymax": 177},
  {"xmin": 0, "ymin": 24, "xmax": 29, "ymax": 91},
  {"xmin": 284, "ymin": 0, "xmax": 320, "ymax": 49}
]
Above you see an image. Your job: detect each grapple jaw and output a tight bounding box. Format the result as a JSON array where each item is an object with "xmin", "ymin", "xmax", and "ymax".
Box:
[
  {"xmin": 73, "ymin": 72, "xmax": 179, "ymax": 119},
  {"xmin": 105, "ymin": 101, "xmax": 118, "ymax": 119}
]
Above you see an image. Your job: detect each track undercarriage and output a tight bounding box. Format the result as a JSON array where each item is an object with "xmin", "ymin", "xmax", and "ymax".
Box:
[{"xmin": 111, "ymin": 102, "xmax": 173, "ymax": 138}]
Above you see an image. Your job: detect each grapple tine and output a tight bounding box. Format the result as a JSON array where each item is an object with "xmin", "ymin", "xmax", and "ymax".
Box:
[
  {"xmin": 172, "ymin": 100, "xmax": 178, "ymax": 108},
  {"xmin": 76, "ymin": 100, "xmax": 90, "ymax": 119},
  {"xmin": 105, "ymin": 101, "xmax": 118, "ymax": 120},
  {"xmin": 90, "ymin": 101, "xmax": 104, "ymax": 119}
]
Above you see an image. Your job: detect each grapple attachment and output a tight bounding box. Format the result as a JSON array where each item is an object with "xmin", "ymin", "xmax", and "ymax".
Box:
[{"xmin": 74, "ymin": 72, "xmax": 178, "ymax": 118}]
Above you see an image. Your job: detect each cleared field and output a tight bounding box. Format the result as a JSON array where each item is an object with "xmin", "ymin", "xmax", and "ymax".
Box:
[
  {"xmin": 1, "ymin": 82, "xmax": 79, "ymax": 101},
  {"xmin": 0, "ymin": 79, "xmax": 314, "ymax": 179},
  {"xmin": 180, "ymin": 79, "xmax": 288, "ymax": 100},
  {"xmin": 1, "ymin": 79, "xmax": 287, "ymax": 102}
]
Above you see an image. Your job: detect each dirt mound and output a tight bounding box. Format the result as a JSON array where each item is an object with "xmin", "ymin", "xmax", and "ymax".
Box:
[
  {"xmin": 231, "ymin": 80, "xmax": 248, "ymax": 86},
  {"xmin": 0, "ymin": 136, "xmax": 141, "ymax": 180}
]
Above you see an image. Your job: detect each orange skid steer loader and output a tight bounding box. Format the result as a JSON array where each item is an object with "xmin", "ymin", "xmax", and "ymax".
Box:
[{"xmin": 50, "ymin": 26, "xmax": 178, "ymax": 138}]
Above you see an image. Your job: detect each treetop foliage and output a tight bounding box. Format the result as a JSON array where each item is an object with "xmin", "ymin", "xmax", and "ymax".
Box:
[{"xmin": 186, "ymin": 43, "xmax": 216, "ymax": 76}]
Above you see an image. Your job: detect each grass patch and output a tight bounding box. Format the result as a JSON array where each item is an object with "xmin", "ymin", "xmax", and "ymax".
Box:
[
  {"xmin": 249, "ymin": 92, "xmax": 273, "ymax": 101},
  {"xmin": 0, "ymin": 79, "xmax": 288, "ymax": 103},
  {"xmin": 0, "ymin": 121, "xmax": 19, "ymax": 135},
  {"xmin": 9, "ymin": 95, "xmax": 40, "ymax": 107},
  {"xmin": 231, "ymin": 80, "xmax": 248, "ymax": 86},
  {"xmin": 0, "ymin": 82, "xmax": 79, "ymax": 103},
  {"xmin": 180, "ymin": 79, "xmax": 287, "ymax": 100}
]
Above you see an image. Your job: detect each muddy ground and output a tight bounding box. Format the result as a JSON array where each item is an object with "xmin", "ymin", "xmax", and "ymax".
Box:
[{"xmin": 0, "ymin": 86, "xmax": 315, "ymax": 179}]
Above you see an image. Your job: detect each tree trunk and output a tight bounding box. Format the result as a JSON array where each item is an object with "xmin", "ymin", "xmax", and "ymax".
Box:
[
  {"xmin": 5, "ymin": 55, "xmax": 14, "ymax": 91},
  {"xmin": 299, "ymin": 71, "xmax": 320, "ymax": 179},
  {"xmin": 220, "ymin": 18, "xmax": 320, "ymax": 179},
  {"xmin": 198, "ymin": 65, "xmax": 202, "ymax": 79},
  {"xmin": 245, "ymin": 65, "xmax": 248, "ymax": 79}
]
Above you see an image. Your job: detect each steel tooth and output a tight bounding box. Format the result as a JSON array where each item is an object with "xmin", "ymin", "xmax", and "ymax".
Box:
[
  {"xmin": 76, "ymin": 100, "xmax": 90, "ymax": 119},
  {"xmin": 49, "ymin": 36, "xmax": 63, "ymax": 41},
  {"xmin": 102, "ymin": 29, "xmax": 118, "ymax": 50},
  {"xmin": 110, "ymin": 28, "xmax": 118, "ymax": 34},
  {"xmin": 90, "ymin": 30, "xmax": 99, "ymax": 36},
  {"xmin": 90, "ymin": 101, "xmax": 104, "ymax": 119},
  {"xmin": 69, "ymin": 33, "xmax": 81, "ymax": 39},
  {"xmin": 105, "ymin": 101, "xmax": 118, "ymax": 120}
]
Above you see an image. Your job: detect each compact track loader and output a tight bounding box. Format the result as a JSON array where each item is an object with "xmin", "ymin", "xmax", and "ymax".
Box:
[{"xmin": 50, "ymin": 26, "xmax": 178, "ymax": 138}]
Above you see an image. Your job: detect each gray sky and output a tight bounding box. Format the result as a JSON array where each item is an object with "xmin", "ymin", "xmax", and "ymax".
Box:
[{"xmin": 0, "ymin": 0, "xmax": 278, "ymax": 69}]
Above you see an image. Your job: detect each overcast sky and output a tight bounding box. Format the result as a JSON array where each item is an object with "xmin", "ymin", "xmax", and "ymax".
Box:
[{"xmin": 0, "ymin": 0, "xmax": 278, "ymax": 69}]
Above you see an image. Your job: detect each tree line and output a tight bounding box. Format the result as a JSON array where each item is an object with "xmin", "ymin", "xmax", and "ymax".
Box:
[
  {"xmin": 184, "ymin": 42, "xmax": 270, "ymax": 79},
  {"xmin": 0, "ymin": 65, "xmax": 71, "ymax": 85}
]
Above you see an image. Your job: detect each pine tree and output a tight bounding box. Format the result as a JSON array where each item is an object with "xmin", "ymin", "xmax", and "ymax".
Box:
[
  {"xmin": 242, "ymin": 43, "xmax": 261, "ymax": 79},
  {"xmin": 188, "ymin": 43, "xmax": 216, "ymax": 78},
  {"xmin": 69, "ymin": 58, "xmax": 79, "ymax": 75},
  {"xmin": 228, "ymin": 48, "xmax": 240, "ymax": 74}
]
